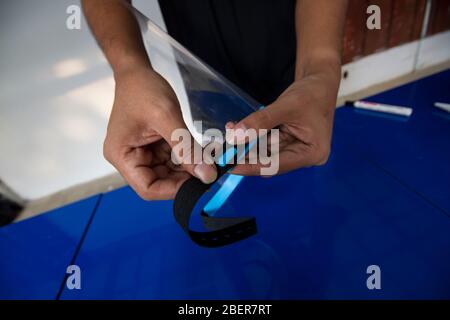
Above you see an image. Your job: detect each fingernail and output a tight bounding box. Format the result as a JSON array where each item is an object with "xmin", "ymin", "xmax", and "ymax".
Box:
[
  {"xmin": 194, "ymin": 163, "xmax": 217, "ymax": 184},
  {"xmin": 225, "ymin": 129, "xmax": 234, "ymax": 144},
  {"xmin": 225, "ymin": 122, "xmax": 236, "ymax": 144},
  {"xmin": 234, "ymin": 124, "xmax": 247, "ymax": 143},
  {"xmin": 225, "ymin": 122, "xmax": 235, "ymax": 129}
]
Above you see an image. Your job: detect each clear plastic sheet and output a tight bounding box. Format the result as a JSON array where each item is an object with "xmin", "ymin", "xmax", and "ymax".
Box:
[
  {"xmin": 125, "ymin": 3, "xmax": 261, "ymax": 221},
  {"xmin": 129, "ymin": 4, "xmax": 261, "ymax": 145}
]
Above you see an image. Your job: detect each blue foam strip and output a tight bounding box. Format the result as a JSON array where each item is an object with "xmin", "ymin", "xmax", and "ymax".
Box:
[
  {"xmin": 204, "ymin": 105, "xmax": 265, "ymax": 215},
  {"xmin": 203, "ymin": 174, "xmax": 244, "ymax": 215}
]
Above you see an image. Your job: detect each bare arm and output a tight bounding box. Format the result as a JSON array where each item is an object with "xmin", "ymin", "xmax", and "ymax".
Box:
[
  {"xmin": 232, "ymin": 0, "xmax": 348, "ymax": 175},
  {"xmin": 82, "ymin": 0, "xmax": 151, "ymax": 76},
  {"xmin": 295, "ymin": 0, "xmax": 348, "ymax": 91},
  {"xmin": 82, "ymin": 0, "xmax": 217, "ymax": 200}
]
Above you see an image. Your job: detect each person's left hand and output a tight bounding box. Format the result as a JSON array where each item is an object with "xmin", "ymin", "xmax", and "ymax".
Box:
[{"xmin": 227, "ymin": 71, "xmax": 340, "ymax": 176}]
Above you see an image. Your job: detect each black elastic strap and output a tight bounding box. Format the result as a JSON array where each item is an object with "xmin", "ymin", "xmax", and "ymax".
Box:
[{"xmin": 173, "ymin": 148, "xmax": 257, "ymax": 248}]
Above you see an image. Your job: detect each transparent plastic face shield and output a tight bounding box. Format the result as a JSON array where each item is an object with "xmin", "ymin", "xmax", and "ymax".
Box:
[
  {"xmin": 118, "ymin": 3, "xmax": 264, "ymax": 241},
  {"xmin": 127, "ymin": 3, "xmax": 261, "ymax": 146}
]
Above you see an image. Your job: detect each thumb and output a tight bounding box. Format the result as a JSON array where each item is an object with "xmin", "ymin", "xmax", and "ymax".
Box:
[
  {"xmin": 157, "ymin": 111, "xmax": 217, "ymax": 184},
  {"xmin": 228, "ymin": 103, "xmax": 285, "ymax": 144}
]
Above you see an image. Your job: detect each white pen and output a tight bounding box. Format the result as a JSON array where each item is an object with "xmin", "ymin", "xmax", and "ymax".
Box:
[
  {"xmin": 434, "ymin": 102, "xmax": 450, "ymax": 113},
  {"xmin": 348, "ymin": 100, "xmax": 413, "ymax": 117}
]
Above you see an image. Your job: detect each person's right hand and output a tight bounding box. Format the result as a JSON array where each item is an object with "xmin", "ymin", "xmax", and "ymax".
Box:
[{"xmin": 103, "ymin": 67, "xmax": 217, "ymax": 200}]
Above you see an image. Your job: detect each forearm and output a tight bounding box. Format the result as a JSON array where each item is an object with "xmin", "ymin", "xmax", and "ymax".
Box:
[
  {"xmin": 82, "ymin": 0, "xmax": 151, "ymax": 77},
  {"xmin": 295, "ymin": 0, "xmax": 348, "ymax": 83}
]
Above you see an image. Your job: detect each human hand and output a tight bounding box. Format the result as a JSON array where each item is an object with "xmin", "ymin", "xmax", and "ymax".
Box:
[
  {"xmin": 228, "ymin": 71, "xmax": 339, "ymax": 176},
  {"xmin": 103, "ymin": 67, "xmax": 217, "ymax": 200}
]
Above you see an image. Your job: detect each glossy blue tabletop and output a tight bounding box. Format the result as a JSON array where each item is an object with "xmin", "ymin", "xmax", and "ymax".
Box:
[
  {"xmin": 334, "ymin": 69, "xmax": 450, "ymax": 213},
  {"xmin": 3, "ymin": 70, "xmax": 450, "ymax": 300},
  {"xmin": 0, "ymin": 195, "xmax": 100, "ymax": 299},
  {"xmin": 61, "ymin": 135, "xmax": 450, "ymax": 299}
]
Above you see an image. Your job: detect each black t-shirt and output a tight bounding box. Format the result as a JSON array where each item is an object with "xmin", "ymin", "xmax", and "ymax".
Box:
[{"xmin": 158, "ymin": 0, "xmax": 296, "ymax": 106}]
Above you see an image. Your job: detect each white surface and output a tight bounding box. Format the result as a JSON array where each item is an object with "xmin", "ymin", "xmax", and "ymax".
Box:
[
  {"xmin": 416, "ymin": 31, "xmax": 450, "ymax": 69},
  {"xmin": 0, "ymin": 0, "xmax": 165, "ymax": 199},
  {"xmin": 339, "ymin": 30, "xmax": 450, "ymax": 97}
]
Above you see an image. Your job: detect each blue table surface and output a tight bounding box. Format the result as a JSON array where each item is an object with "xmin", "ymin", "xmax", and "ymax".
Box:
[
  {"xmin": 60, "ymin": 138, "xmax": 450, "ymax": 300},
  {"xmin": 0, "ymin": 195, "xmax": 100, "ymax": 299},
  {"xmin": 335, "ymin": 69, "xmax": 450, "ymax": 213},
  {"xmin": 2, "ymin": 69, "xmax": 450, "ymax": 300}
]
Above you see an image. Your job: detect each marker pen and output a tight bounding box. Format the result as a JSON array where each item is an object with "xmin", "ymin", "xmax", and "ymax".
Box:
[
  {"xmin": 348, "ymin": 100, "xmax": 413, "ymax": 117},
  {"xmin": 434, "ymin": 102, "xmax": 450, "ymax": 113}
]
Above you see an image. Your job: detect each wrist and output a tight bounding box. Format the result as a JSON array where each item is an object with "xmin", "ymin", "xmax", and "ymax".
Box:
[
  {"xmin": 295, "ymin": 53, "xmax": 341, "ymax": 83},
  {"xmin": 112, "ymin": 56, "xmax": 153, "ymax": 80}
]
